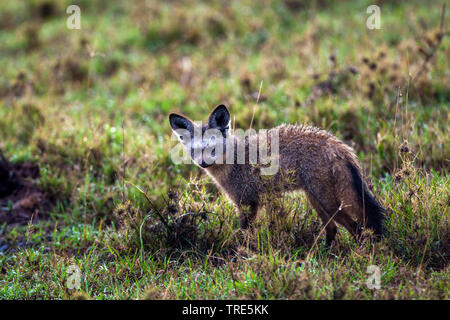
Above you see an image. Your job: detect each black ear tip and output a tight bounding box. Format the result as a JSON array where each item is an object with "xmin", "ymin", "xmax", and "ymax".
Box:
[
  {"xmin": 169, "ymin": 114, "xmax": 177, "ymax": 125},
  {"xmin": 211, "ymin": 104, "xmax": 230, "ymax": 118},
  {"xmin": 169, "ymin": 113, "xmax": 184, "ymax": 123},
  {"xmin": 216, "ymin": 104, "xmax": 229, "ymax": 112},
  {"xmin": 209, "ymin": 104, "xmax": 231, "ymax": 129},
  {"xmin": 169, "ymin": 113, "xmax": 192, "ymax": 131}
]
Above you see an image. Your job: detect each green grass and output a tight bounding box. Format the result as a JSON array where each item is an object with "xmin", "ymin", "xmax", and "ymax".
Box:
[{"xmin": 0, "ymin": 0, "xmax": 448, "ymax": 299}]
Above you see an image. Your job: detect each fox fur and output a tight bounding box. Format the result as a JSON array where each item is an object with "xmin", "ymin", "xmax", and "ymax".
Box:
[{"xmin": 169, "ymin": 104, "xmax": 385, "ymax": 245}]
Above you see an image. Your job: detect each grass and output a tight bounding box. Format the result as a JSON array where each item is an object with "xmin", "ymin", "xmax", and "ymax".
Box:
[{"xmin": 0, "ymin": 0, "xmax": 448, "ymax": 299}]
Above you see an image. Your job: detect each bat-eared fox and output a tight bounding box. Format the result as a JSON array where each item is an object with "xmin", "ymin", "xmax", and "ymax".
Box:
[{"xmin": 169, "ymin": 104, "xmax": 385, "ymax": 246}]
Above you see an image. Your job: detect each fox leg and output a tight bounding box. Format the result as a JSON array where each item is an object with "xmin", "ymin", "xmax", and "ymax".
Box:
[
  {"xmin": 319, "ymin": 211, "xmax": 337, "ymax": 246},
  {"xmin": 333, "ymin": 211, "xmax": 361, "ymax": 241},
  {"xmin": 306, "ymin": 195, "xmax": 337, "ymax": 246},
  {"xmin": 331, "ymin": 163, "xmax": 370, "ymax": 241},
  {"xmin": 238, "ymin": 202, "xmax": 259, "ymax": 229},
  {"xmin": 304, "ymin": 175, "xmax": 361, "ymax": 243}
]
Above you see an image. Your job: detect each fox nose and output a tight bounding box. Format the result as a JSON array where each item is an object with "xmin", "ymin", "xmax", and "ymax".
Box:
[{"xmin": 200, "ymin": 161, "xmax": 211, "ymax": 168}]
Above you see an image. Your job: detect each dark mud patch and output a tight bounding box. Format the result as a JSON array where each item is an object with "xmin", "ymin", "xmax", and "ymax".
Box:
[
  {"xmin": 0, "ymin": 72, "xmax": 34, "ymax": 100},
  {"xmin": 0, "ymin": 153, "xmax": 52, "ymax": 225}
]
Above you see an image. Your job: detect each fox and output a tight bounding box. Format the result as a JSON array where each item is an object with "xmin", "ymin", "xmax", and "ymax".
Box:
[{"xmin": 169, "ymin": 104, "xmax": 385, "ymax": 246}]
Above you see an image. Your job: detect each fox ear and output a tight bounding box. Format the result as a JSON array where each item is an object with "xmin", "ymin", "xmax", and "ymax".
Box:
[
  {"xmin": 208, "ymin": 104, "xmax": 230, "ymax": 133},
  {"xmin": 169, "ymin": 113, "xmax": 194, "ymax": 141}
]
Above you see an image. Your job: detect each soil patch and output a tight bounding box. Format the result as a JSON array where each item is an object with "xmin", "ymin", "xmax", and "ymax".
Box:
[{"xmin": 0, "ymin": 152, "xmax": 51, "ymax": 225}]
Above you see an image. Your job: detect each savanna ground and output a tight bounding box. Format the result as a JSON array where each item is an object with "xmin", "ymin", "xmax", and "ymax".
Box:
[{"xmin": 0, "ymin": 0, "xmax": 448, "ymax": 300}]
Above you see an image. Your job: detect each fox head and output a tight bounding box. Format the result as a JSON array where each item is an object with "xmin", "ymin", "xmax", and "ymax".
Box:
[{"xmin": 169, "ymin": 104, "xmax": 231, "ymax": 168}]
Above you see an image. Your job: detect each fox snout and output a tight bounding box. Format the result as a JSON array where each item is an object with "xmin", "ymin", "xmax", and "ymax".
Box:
[
  {"xmin": 199, "ymin": 161, "xmax": 212, "ymax": 168},
  {"xmin": 191, "ymin": 147, "xmax": 216, "ymax": 168}
]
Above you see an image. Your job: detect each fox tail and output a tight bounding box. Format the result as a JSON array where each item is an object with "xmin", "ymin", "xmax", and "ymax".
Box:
[{"xmin": 347, "ymin": 162, "xmax": 386, "ymax": 237}]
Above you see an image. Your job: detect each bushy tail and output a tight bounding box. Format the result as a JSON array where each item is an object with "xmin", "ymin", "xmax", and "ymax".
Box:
[{"xmin": 347, "ymin": 162, "xmax": 386, "ymax": 237}]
